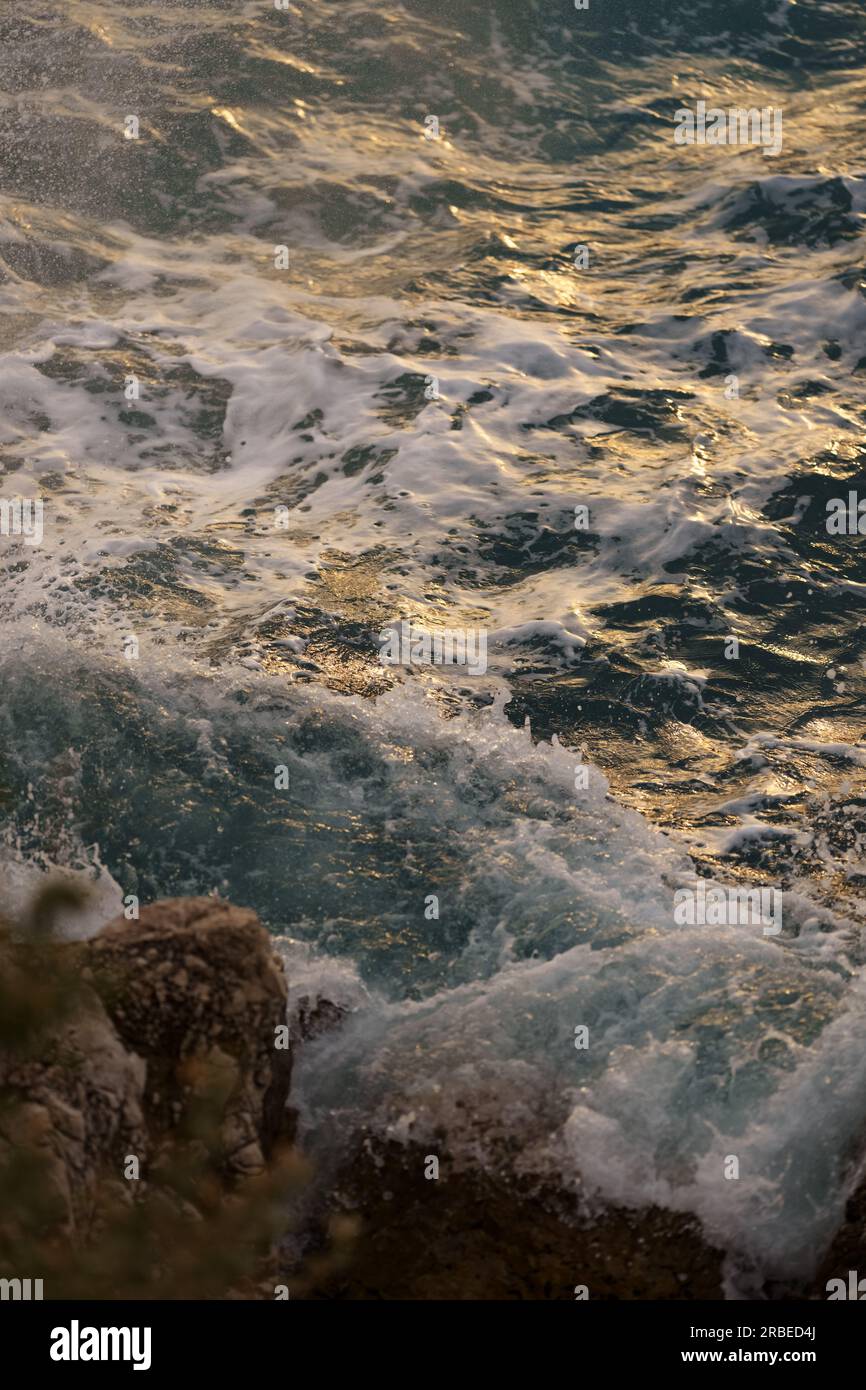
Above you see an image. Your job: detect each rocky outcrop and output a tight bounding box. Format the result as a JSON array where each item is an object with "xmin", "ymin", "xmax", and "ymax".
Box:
[
  {"xmin": 85, "ymin": 897, "xmax": 292, "ymax": 1178},
  {"xmin": 0, "ymin": 896, "xmax": 292, "ymax": 1274}
]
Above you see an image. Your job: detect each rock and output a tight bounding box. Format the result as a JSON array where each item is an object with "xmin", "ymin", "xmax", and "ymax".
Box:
[
  {"xmin": 292, "ymin": 995, "xmax": 349, "ymax": 1045},
  {"xmin": 0, "ymin": 894, "xmax": 293, "ymax": 1276},
  {"xmin": 86, "ymin": 897, "xmax": 291, "ymax": 1175},
  {"xmin": 286, "ymin": 1137, "xmax": 726, "ymax": 1300},
  {"xmin": 0, "ymin": 931, "xmax": 146, "ymax": 1241}
]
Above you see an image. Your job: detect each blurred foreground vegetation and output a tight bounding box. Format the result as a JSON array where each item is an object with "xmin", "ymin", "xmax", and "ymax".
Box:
[{"xmin": 0, "ymin": 882, "xmax": 328, "ymax": 1299}]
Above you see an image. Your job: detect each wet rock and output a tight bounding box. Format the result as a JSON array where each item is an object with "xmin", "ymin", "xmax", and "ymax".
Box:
[
  {"xmin": 289, "ymin": 1137, "xmax": 726, "ymax": 1301},
  {"xmin": 292, "ymin": 994, "xmax": 349, "ymax": 1044}
]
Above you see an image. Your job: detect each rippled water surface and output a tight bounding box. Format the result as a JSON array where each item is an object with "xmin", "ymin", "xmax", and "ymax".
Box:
[{"xmin": 2, "ymin": 0, "xmax": 866, "ymax": 1287}]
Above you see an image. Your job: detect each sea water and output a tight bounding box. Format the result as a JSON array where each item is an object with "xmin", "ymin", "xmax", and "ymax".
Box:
[{"xmin": 1, "ymin": 0, "xmax": 865, "ymax": 1290}]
